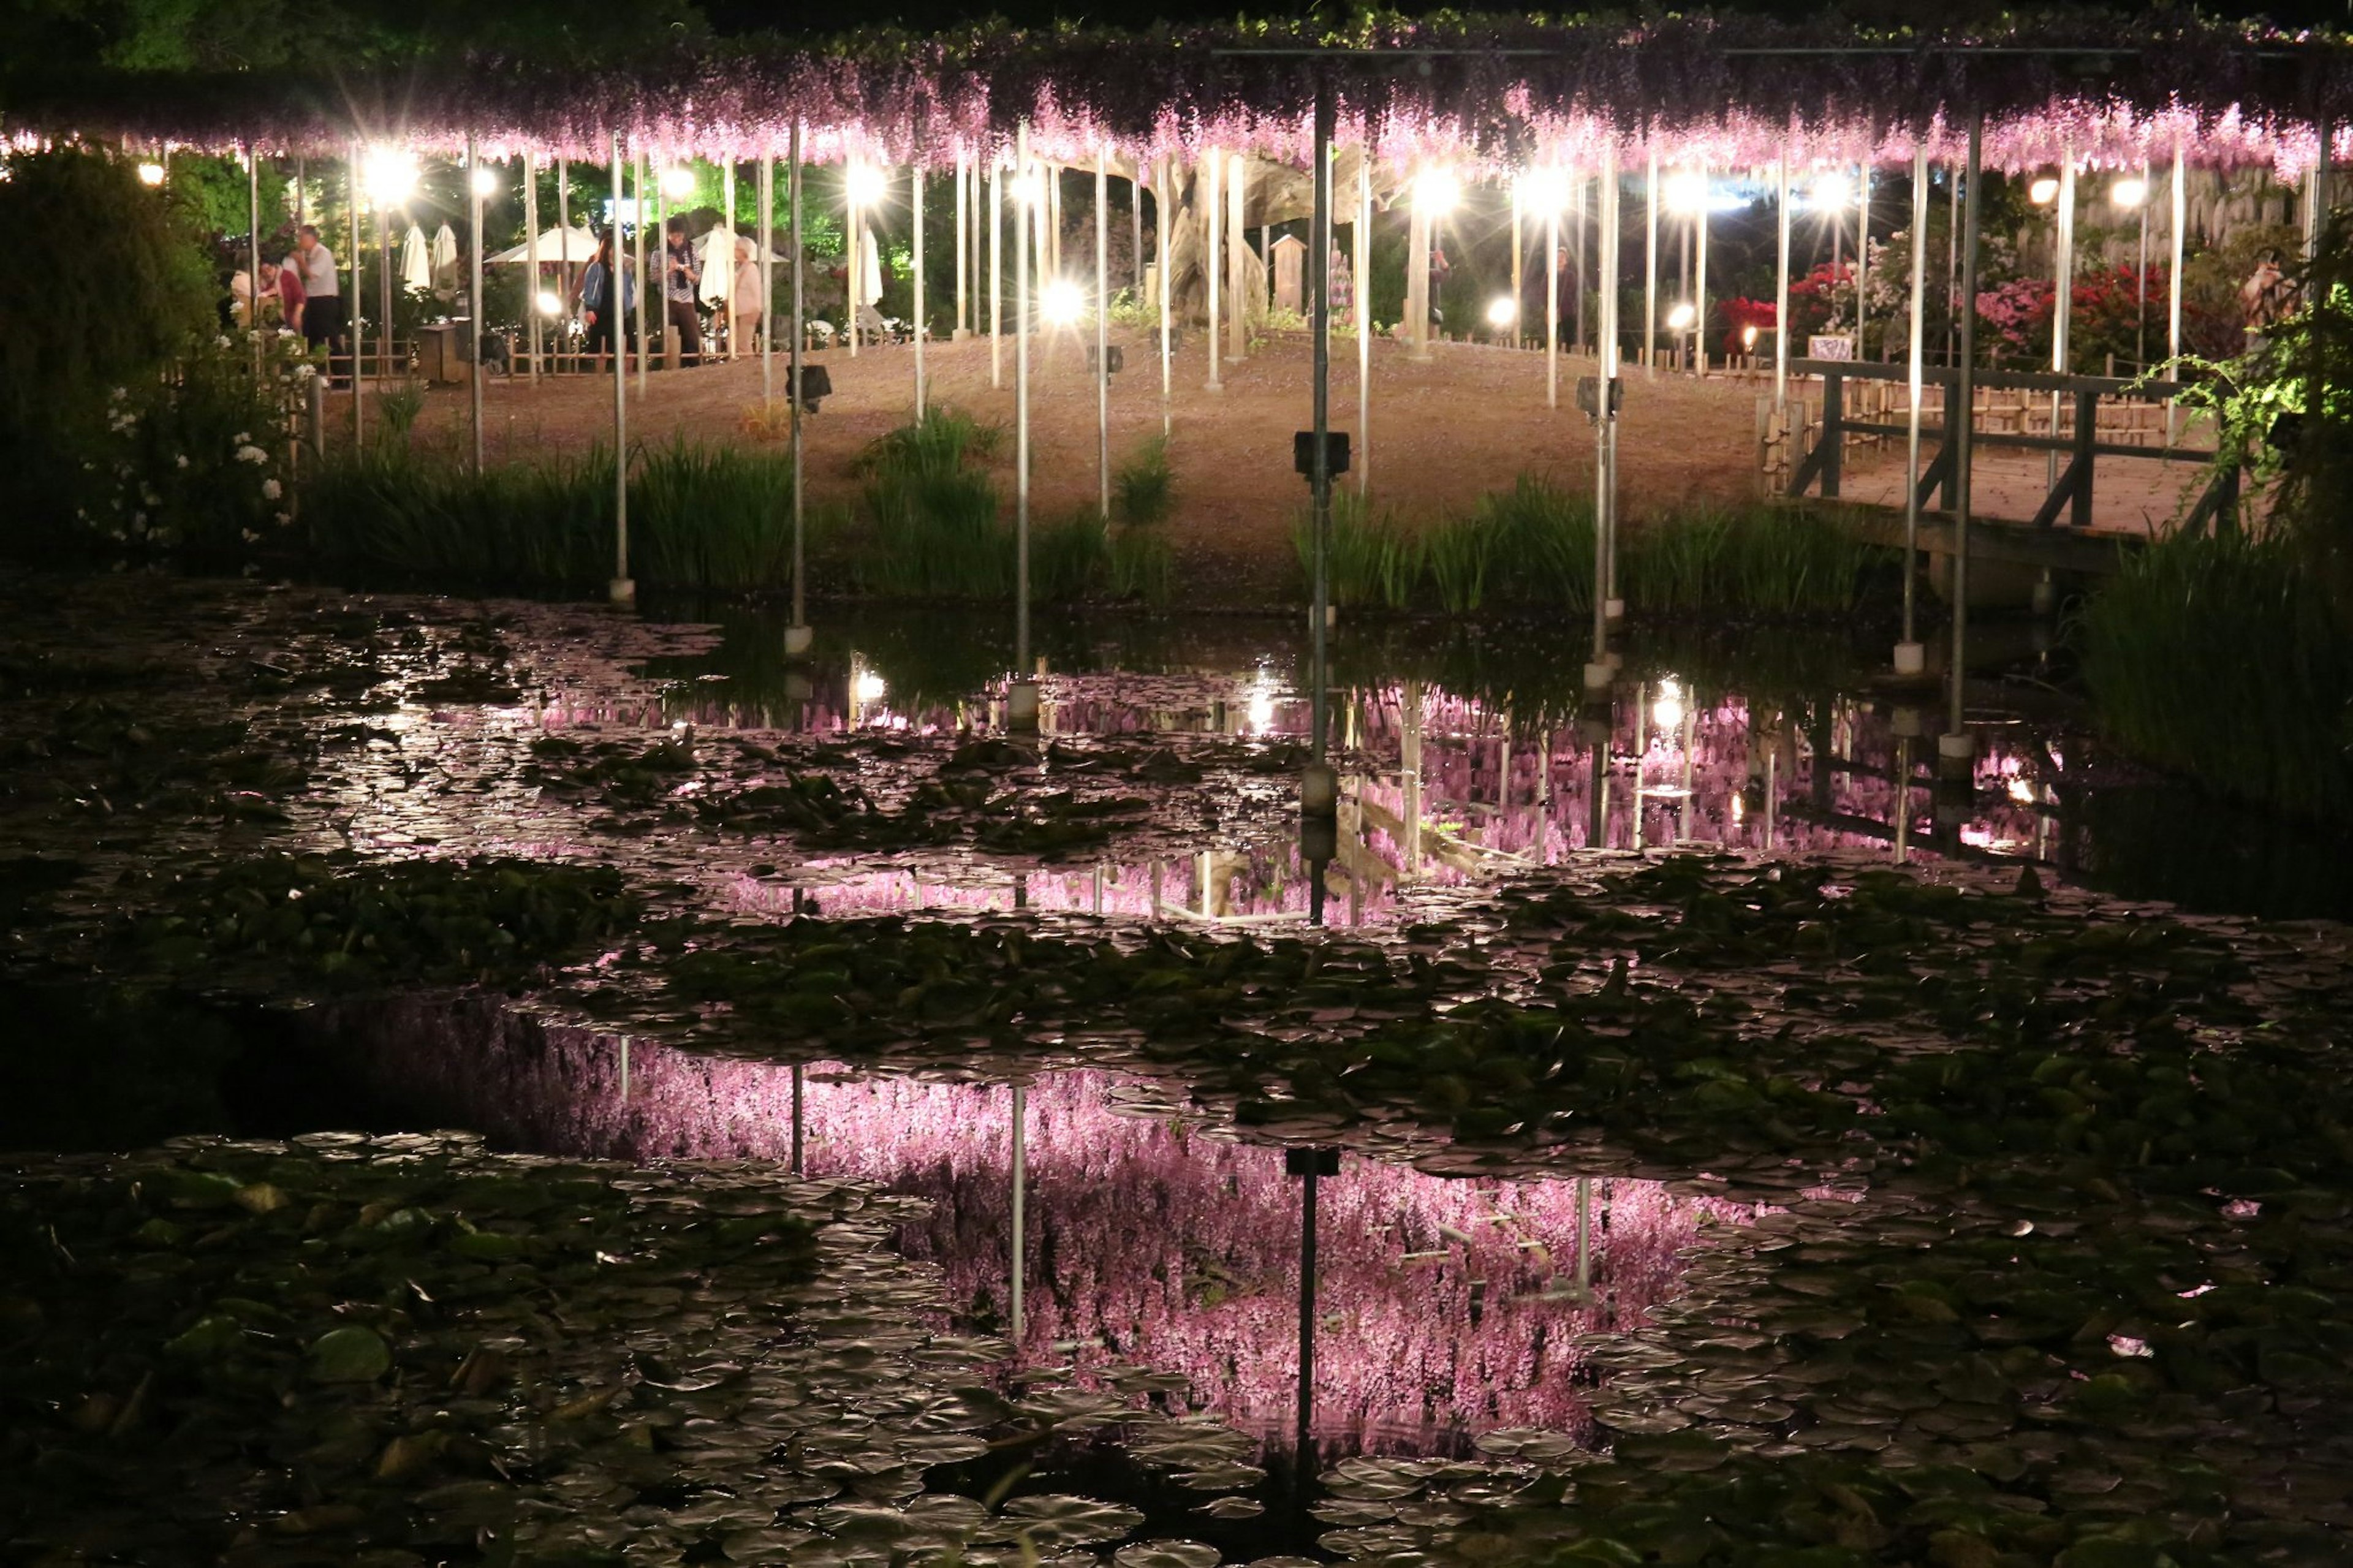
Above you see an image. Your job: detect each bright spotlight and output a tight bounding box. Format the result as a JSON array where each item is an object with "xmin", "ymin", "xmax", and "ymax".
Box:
[
  {"xmin": 846, "ymin": 162, "xmax": 890, "ymax": 207},
  {"xmin": 362, "ymin": 147, "xmax": 418, "ymax": 208},
  {"xmin": 1651, "ymin": 677, "xmax": 1686, "ymax": 733},
  {"xmin": 1741, "ymin": 324, "xmax": 1759, "ymax": 349},
  {"xmin": 852, "ymin": 670, "xmax": 887, "ymax": 704},
  {"xmin": 1809, "ymin": 172, "xmax": 1851, "ymax": 211},
  {"xmin": 2029, "ymin": 175, "xmax": 2061, "ymax": 205},
  {"xmin": 2007, "ymin": 775, "xmax": 2036, "ymax": 804},
  {"xmin": 136, "ymin": 161, "xmax": 166, "ymax": 187},
  {"xmin": 469, "ymin": 164, "xmax": 499, "ymax": 199},
  {"xmin": 1519, "ymin": 165, "xmax": 1572, "ymax": 212},
  {"xmin": 661, "ymin": 165, "xmax": 697, "ymax": 200},
  {"xmin": 1011, "ymin": 169, "xmax": 1046, "ymax": 208},
  {"xmin": 1485, "ymin": 296, "xmax": 1518, "ymax": 329},
  {"xmin": 2110, "ymin": 175, "xmax": 2148, "ymax": 210},
  {"xmin": 1040, "ymin": 278, "xmax": 1086, "ymax": 327},
  {"xmin": 536, "ymin": 290, "xmax": 563, "ymax": 317},
  {"xmin": 1664, "ymin": 169, "xmax": 1708, "ymax": 216},
  {"xmin": 1667, "ymin": 301, "xmax": 1697, "ymax": 331},
  {"xmin": 1412, "ymin": 168, "xmax": 1461, "ymax": 216}
]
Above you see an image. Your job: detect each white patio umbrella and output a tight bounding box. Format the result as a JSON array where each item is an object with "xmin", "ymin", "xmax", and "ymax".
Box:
[
  {"xmin": 400, "ymin": 223, "xmax": 432, "ymax": 292},
  {"xmin": 431, "ymin": 222, "xmax": 458, "ymax": 272},
  {"xmin": 490, "ymin": 225, "xmax": 603, "ymax": 265},
  {"xmin": 859, "ymin": 222, "xmax": 883, "ymax": 308},
  {"xmin": 697, "ymin": 221, "xmax": 735, "ymax": 308}
]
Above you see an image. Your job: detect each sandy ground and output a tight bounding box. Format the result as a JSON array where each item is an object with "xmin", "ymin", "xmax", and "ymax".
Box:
[{"xmin": 409, "ymin": 330, "xmax": 1770, "ymax": 584}]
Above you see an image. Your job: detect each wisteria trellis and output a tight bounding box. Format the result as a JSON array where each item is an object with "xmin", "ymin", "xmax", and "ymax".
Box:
[{"xmin": 20, "ymin": 11, "xmax": 2353, "ymax": 179}]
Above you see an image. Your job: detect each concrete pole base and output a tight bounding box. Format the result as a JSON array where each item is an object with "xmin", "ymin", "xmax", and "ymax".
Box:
[
  {"xmin": 1604, "ymin": 597, "xmax": 1626, "ymax": 623},
  {"xmin": 1583, "ymin": 662, "xmax": 1615, "ymax": 694},
  {"xmin": 607, "ymin": 577, "xmax": 636, "ymax": 607},
  {"xmin": 1893, "ymin": 641, "xmax": 1927, "ymax": 676},
  {"xmin": 1890, "ymin": 705, "xmax": 1925, "ymax": 739},
  {"xmin": 783, "ymin": 624, "xmax": 814, "ymax": 657},
  {"xmin": 1007, "ymin": 678, "xmax": 1041, "ymax": 733},
  {"xmin": 1311, "ymin": 604, "xmax": 1336, "ymax": 631},
  {"xmin": 1937, "ymin": 730, "xmax": 1976, "ymax": 782}
]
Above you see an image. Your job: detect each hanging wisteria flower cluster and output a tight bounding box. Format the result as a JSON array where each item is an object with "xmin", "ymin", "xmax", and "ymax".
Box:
[{"xmin": 23, "ymin": 11, "xmax": 2353, "ymax": 180}]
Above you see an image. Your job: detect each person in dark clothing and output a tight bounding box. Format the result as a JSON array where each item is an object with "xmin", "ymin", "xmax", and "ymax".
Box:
[{"xmin": 663, "ymin": 217, "xmax": 704, "ymax": 366}]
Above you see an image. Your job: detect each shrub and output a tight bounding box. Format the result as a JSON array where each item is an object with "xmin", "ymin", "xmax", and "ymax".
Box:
[
  {"xmin": 1033, "ymin": 510, "xmax": 1110, "ymax": 602},
  {"xmin": 1112, "ymin": 435, "xmax": 1174, "ymax": 525},
  {"xmin": 1294, "ymin": 491, "xmax": 1421, "ymax": 608},
  {"xmin": 1110, "ymin": 525, "xmax": 1174, "ymax": 605}
]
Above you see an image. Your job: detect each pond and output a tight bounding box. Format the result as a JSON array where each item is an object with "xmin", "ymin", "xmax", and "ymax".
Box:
[{"xmin": 4, "ymin": 574, "xmax": 2352, "ymax": 1567}]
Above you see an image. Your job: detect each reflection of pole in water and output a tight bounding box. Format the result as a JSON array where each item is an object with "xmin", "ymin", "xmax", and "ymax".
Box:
[
  {"xmin": 619, "ymin": 1039, "xmax": 631, "ymax": 1104},
  {"xmin": 1680, "ymin": 706, "xmax": 1696, "ymax": 842},
  {"xmin": 1401, "ymin": 682, "xmax": 1424, "ymax": 874},
  {"xmin": 1010, "ymin": 1082, "xmax": 1027, "ymax": 1338},
  {"xmin": 1586, "ymin": 728, "xmax": 1607, "ymax": 849},
  {"xmin": 1630, "ymin": 683, "xmax": 1647, "ymax": 853},
  {"xmin": 1893, "ymin": 737, "xmax": 1912, "ymax": 864},
  {"xmin": 1765, "ymin": 750, "xmax": 1778, "ymax": 849},
  {"xmin": 1575, "ymin": 1176, "xmax": 1592, "ymax": 1290},
  {"xmin": 1286, "ymin": 1145, "xmax": 1335, "ymax": 1464},
  {"xmin": 1014, "ymin": 874, "xmax": 1028, "ymax": 911}
]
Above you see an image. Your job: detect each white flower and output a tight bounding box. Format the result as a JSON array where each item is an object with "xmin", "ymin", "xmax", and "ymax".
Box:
[
  {"xmin": 236, "ymin": 445, "xmax": 268, "ymax": 464},
  {"xmin": 175, "ymin": 455, "xmax": 189, "ymax": 469},
  {"xmin": 241, "ymin": 529, "xmax": 261, "ymax": 545},
  {"xmin": 273, "ymin": 512, "xmax": 291, "ymax": 526},
  {"xmin": 215, "ymin": 335, "xmax": 231, "ymax": 349},
  {"xmin": 141, "ymin": 490, "xmax": 159, "ymax": 507},
  {"xmin": 107, "ymin": 387, "xmax": 126, "ymax": 402},
  {"xmin": 231, "ymin": 431, "xmax": 251, "ymax": 444},
  {"xmin": 294, "ymin": 363, "xmax": 317, "ymax": 381},
  {"xmin": 260, "ymin": 478, "xmax": 282, "ymax": 501}
]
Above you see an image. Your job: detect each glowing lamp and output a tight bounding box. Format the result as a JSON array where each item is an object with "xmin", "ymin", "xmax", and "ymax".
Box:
[
  {"xmin": 852, "ymin": 671, "xmax": 887, "ymax": 704},
  {"xmin": 2007, "ymin": 776, "xmax": 2037, "ymax": 803},
  {"xmin": 661, "ymin": 165, "xmax": 697, "ymax": 200},
  {"xmin": 136, "ymin": 161, "xmax": 166, "ymax": 187},
  {"xmin": 1485, "ymin": 297, "xmax": 1518, "ymax": 329},
  {"xmin": 469, "ymin": 165, "xmax": 499, "ymax": 199},
  {"xmin": 1651, "ymin": 677, "xmax": 1686, "ymax": 733},
  {"xmin": 1519, "ymin": 166, "xmax": 1572, "ymax": 212},
  {"xmin": 362, "ymin": 147, "xmax": 419, "ymax": 208},
  {"xmin": 1411, "ymin": 168, "xmax": 1461, "ymax": 216},
  {"xmin": 536, "ymin": 290, "xmax": 563, "ymax": 317},
  {"xmin": 1040, "ymin": 278, "xmax": 1086, "ymax": 327},
  {"xmin": 1741, "ymin": 324, "xmax": 1760, "ymax": 349},
  {"xmin": 1809, "ymin": 173, "xmax": 1851, "ymax": 211},
  {"xmin": 2110, "ymin": 175, "xmax": 2148, "ymax": 210},
  {"xmin": 2029, "ymin": 175, "xmax": 2061, "ymax": 205},
  {"xmin": 1666, "ymin": 301, "xmax": 1697, "ymax": 331},
  {"xmin": 846, "ymin": 162, "xmax": 889, "ymax": 207},
  {"xmin": 1011, "ymin": 169, "xmax": 1046, "ymax": 207},
  {"xmin": 1664, "ymin": 170, "xmax": 1708, "ymax": 216}
]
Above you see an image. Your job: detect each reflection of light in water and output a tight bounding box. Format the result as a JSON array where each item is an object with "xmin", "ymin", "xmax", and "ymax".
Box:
[
  {"xmin": 2008, "ymin": 776, "xmax": 2037, "ymax": 804},
  {"xmin": 853, "ymin": 670, "xmax": 888, "ymax": 705},
  {"xmin": 1246, "ymin": 673, "xmax": 1276, "ymax": 735},
  {"xmin": 1651, "ymin": 677, "xmax": 1684, "ymax": 734}
]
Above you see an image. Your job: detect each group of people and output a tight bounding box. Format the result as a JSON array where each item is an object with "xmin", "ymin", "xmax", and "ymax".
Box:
[
  {"xmin": 224, "ymin": 225, "xmax": 353, "ymax": 380},
  {"xmin": 574, "ymin": 218, "xmax": 766, "ymax": 372}
]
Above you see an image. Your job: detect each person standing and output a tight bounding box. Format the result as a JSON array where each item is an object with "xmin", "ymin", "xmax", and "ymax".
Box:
[
  {"xmin": 269, "ymin": 259, "xmax": 306, "ymax": 335},
  {"xmin": 663, "ymin": 217, "xmax": 703, "ymax": 366},
  {"xmin": 578, "ymin": 228, "xmax": 635, "ymax": 373},
  {"xmin": 292, "ymin": 225, "xmax": 346, "ymax": 382},
  {"xmin": 731, "ymin": 235, "xmax": 763, "ymax": 357}
]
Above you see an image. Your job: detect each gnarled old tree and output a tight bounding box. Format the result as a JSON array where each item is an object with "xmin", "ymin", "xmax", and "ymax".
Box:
[{"xmin": 1148, "ymin": 148, "xmax": 1385, "ymax": 333}]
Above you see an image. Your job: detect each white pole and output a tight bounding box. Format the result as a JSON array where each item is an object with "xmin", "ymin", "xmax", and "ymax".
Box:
[
  {"xmin": 1357, "ymin": 152, "xmax": 1371, "ymax": 494},
  {"xmin": 525, "ymin": 150, "xmax": 540, "ymax": 387},
  {"xmin": 634, "ymin": 150, "xmax": 649, "ymax": 396},
  {"xmin": 1854, "ymin": 162, "xmax": 1870, "ymax": 360},
  {"xmin": 1095, "ymin": 147, "xmax": 1110, "ymax": 517},
  {"xmin": 760, "ymin": 156, "xmax": 774, "ymax": 406},
  {"xmin": 468, "ymin": 132, "xmax": 485, "ymax": 474},
  {"xmin": 1016, "ymin": 123, "xmax": 1032, "ymax": 674},
  {"xmin": 1592, "ymin": 141, "xmax": 1618, "ymax": 657},
  {"xmin": 1774, "ymin": 156, "xmax": 1791, "ymax": 409},
  {"xmin": 846, "ymin": 172, "xmax": 859, "ymax": 359},
  {"xmin": 1901, "ymin": 143, "xmax": 1927, "ymax": 666},
  {"xmin": 2167, "ymin": 145, "xmax": 2185, "ymax": 450},
  {"xmin": 914, "ymin": 164, "xmax": 926, "ymax": 416},
  {"xmin": 1207, "ymin": 150, "xmax": 1224, "ymax": 389},
  {"xmin": 1406, "ymin": 173, "xmax": 1428, "ymax": 361},
  {"xmin": 790, "ymin": 124, "xmax": 808, "ymax": 646},
  {"xmin": 990, "ymin": 156, "xmax": 1003, "ymax": 388},
  {"xmin": 1643, "ymin": 149, "xmax": 1658, "ymax": 375},
  {"xmin": 2049, "ymin": 151, "xmax": 2074, "ymax": 489},
  {"xmin": 955, "ymin": 153, "xmax": 968, "ymax": 338},
  {"xmin": 1009, "ymin": 1081, "xmax": 1026, "ymax": 1338},
  {"xmin": 1547, "ymin": 198, "xmax": 1559, "ymax": 408},
  {"xmin": 245, "ymin": 143, "xmax": 260, "ymax": 379},
  {"xmin": 1158, "ymin": 154, "xmax": 1172, "ymax": 436},
  {"xmin": 557, "ymin": 156, "xmax": 570, "ymax": 373},
  {"xmin": 610, "ymin": 133, "xmax": 632, "ymax": 606},
  {"xmin": 1601, "ymin": 154, "xmax": 1621, "ymax": 621},
  {"xmin": 1693, "ymin": 165, "xmax": 1709, "ymax": 377}
]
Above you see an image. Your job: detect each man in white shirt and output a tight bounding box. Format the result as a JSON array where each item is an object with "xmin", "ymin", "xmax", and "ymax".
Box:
[{"xmin": 292, "ymin": 224, "xmax": 347, "ymax": 381}]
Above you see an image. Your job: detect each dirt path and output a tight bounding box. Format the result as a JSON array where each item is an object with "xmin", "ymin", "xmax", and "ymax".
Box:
[{"xmin": 411, "ymin": 331, "xmax": 1775, "ymax": 588}]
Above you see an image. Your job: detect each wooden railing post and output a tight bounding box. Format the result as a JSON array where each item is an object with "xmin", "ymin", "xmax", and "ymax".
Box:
[{"xmin": 2071, "ymin": 387, "xmax": 2098, "ymax": 529}]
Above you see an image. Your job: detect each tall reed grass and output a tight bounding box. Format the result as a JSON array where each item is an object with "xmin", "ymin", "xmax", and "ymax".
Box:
[
  {"xmin": 2082, "ymin": 528, "xmax": 2353, "ymax": 820},
  {"xmin": 1292, "ymin": 491, "xmax": 1423, "ymax": 608}
]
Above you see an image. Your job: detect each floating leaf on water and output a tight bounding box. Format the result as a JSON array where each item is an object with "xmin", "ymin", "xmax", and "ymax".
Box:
[
  {"xmin": 307, "ymin": 1325, "xmax": 392, "ymax": 1383},
  {"xmin": 1197, "ymin": 1498, "xmax": 1265, "ymax": 1520},
  {"xmin": 998, "ymin": 1494, "xmax": 1146, "ymax": 1548},
  {"xmin": 1112, "ymin": 1541, "xmax": 1220, "ymax": 1568}
]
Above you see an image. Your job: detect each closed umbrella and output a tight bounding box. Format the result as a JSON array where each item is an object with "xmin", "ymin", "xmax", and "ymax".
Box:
[
  {"xmin": 489, "ymin": 225, "xmax": 602, "ymax": 265},
  {"xmin": 400, "ymin": 224, "xmax": 432, "ymax": 292},
  {"xmin": 432, "ymin": 222, "xmax": 458, "ymax": 273},
  {"xmin": 699, "ymin": 220, "xmax": 733, "ymax": 308},
  {"xmin": 859, "ymin": 223, "xmax": 883, "ymax": 308}
]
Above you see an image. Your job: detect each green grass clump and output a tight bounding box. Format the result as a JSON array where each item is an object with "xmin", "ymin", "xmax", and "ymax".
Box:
[
  {"xmin": 1112, "ymin": 436, "xmax": 1175, "ymax": 526},
  {"xmin": 1110, "ymin": 524, "xmax": 1174, "ymax": 604},
  {"xmin": 853, "ymin": 406, "xmax": 1003, "ymax": 478},
  {"xmin": 858, "ymin": 459, "xmax": 1007, "ymax": 600},
  {"xmin": 2082, "ymin": 527, "xmax": 2353, "ymax": 820},
  {"xmin": 1470, "ymin": 474, "xmax": 1597, "ymax": 612},
  {"xmin": 1294, "ymin": 491, "xmax": 1422, "ymax": 608},
  {"xmin": 1624, "ymin": 502, "xmax": 1878, "ymax": 615},
  {"xmin": 1032, "ymin": 510, "xmax": 1110, "ymax": 602}
]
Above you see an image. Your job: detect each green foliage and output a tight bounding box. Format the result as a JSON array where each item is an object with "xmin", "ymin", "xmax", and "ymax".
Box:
[
  {"xmin": 858, "ymin": 453, "xmax": 1007, "ymax": 600},
  {"xmin": 2082, "ymin": 527, "xmax": 2353, "ymax": 822},
  {"xmin": 854, "ymin": 406, "xmax": 1002, "ymax": 477},
  {"xmin": 1466, "ymin": 474, "xmax": 1597, "ymax": 610},
  {"xmin": 1111, "ymin": 435, "xmax": 1173, "ymax": 526},
  {"xmin": 0, "ymin": 150, "xmax": 213, "ymax": 529},
  {"xmin": 162, "ymin": 153, "xmax": 292, "ymax": 246},
  {"xmin": 1032, "ymin": 510, "xmax": 1110, "ymax": 602},
  {"xmin": 1294, "ymin": 491, "xmax": 1423, "ymax": 608},
  {"xmin": 1623, "ymin": 502, "xmax": 1879, "ymax": 616},
  {"xmin": 1425, "ymin": 513, "xmax": 1492, "ymax": 613},
  {"xmin": 1109, "ymin": 525, "xmax": 1175, "ymax": 605}
]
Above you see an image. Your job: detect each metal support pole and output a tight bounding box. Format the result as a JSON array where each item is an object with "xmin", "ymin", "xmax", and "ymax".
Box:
[
  {"xmin": 1643, "ymin": 150, "xmax": 1658, "ymax": 375},
  {"xmin": 1592, "ymin": 143, "xmax": 1618, "ymax": 657},
  {"xmin": 1009, "ymin": 1081, "xmax": 1026, "ymax": 1338},
  {"xmin": 467, "ymin": 132, "xmax": 485, "ymax": 475},
  {"xmin": 846, "ymin": 175, "xmax": 860, "ymax": 359},
  {"xmin": 1311, "ymin": 88, "xmax": 1334, "ymax": 761},
  {"xmin": 1094, "ymin": 150, "xmax": 1110, "ymax": 515},
  {"xmin": 2167, "ymin": 146, "xmax": 2185, "ymax": 449},
  {"xmin": 1547, "ymin": 201, "xmax": 1559, "ymax": 407},
  {"xmin": 557, "ymin": 156, "xmax": 570, "ymax": 371},
  {"xmin": 1227, "ymin": 154, "xmax": 1248, "ymax": 364},
  {"xmin": 1132, "ymin": 166, "xmax": 1144, "ymax": 297},
  {"xmin": 611, "ymin": 134, "xmax": 632, "ymax": 605},
  {"xmin": 1511, "ymin": 178, "xmax": 1524, "ymax": 345},
  {"xmin": 790, "ymin": 125, "xmax": 808, "ymax": 645},
  {"xmin": 990, "ymin": 156, "xmax": 1004, "ymax": 387},
  {"xmin": 1207, "ymin": 150, "xmax": 1224, "ymax": 390},
  {"xmin": 1854, "ymin": 163, "xmax": 1870, "ymax": 360},
  {"xmin": 1949, "ymin": 118, "xmax": 1984, "ymax": 752},
  {"xmin": 1158, "ymin": 156, "xmax": 1172, "ymax": 436},
  {"xmin": 245, "ymin": 143, "xmax": 260, "ymax": 377},
  {"xmin": 1406, "ymin": 181, "xmax": 1429, "ymax": 361},
  {"xmin": 760, "ymin": 156, "xmax": 774, "ymax": 405},
  {"xmin": 1774, "ymin": 156, "xmax": 1791, "ymax": 409},
  {"xmin": 721, "ymin": 163, "xmax": 736, "ymax": 360},
  {"xmin": 349, "ymin": 140, "xmax": 363, "ymax": 452},
  {"xmin": 1901, "ymin": 143, "xmax": 1927, "ymax": 660},
  {"xmin": 634, "ymin": 151, "xmax": 649, "ymax": 396},
  {"xmin": 1693, "ymin": 169, "xmax": 1709, "ymax": 377},
  {"xmin": 955, "ymin": 153, "xmax": 969, "ymax": 338},
  {"xmin": 525, "ymin": 150, "xmax": 541, "ymax": 387},
  {"xmin": 1015, "ymin": 123, "xmax": 1033, "ymax": 675},
  {"xmin": 1297, "ymin": 1159, "xmax": 1320, "ymax": 1460},
  {"xmin": 914, "ymin": 164, "xmax": 927, "ymax": 416},
  {"xmin": 1357, "ymin": 154, "xmax": 1372, "ymax": 493},
  {"xmin": 2048, "ymin": 153, "xmax": 2075, "ymax": 490}
]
